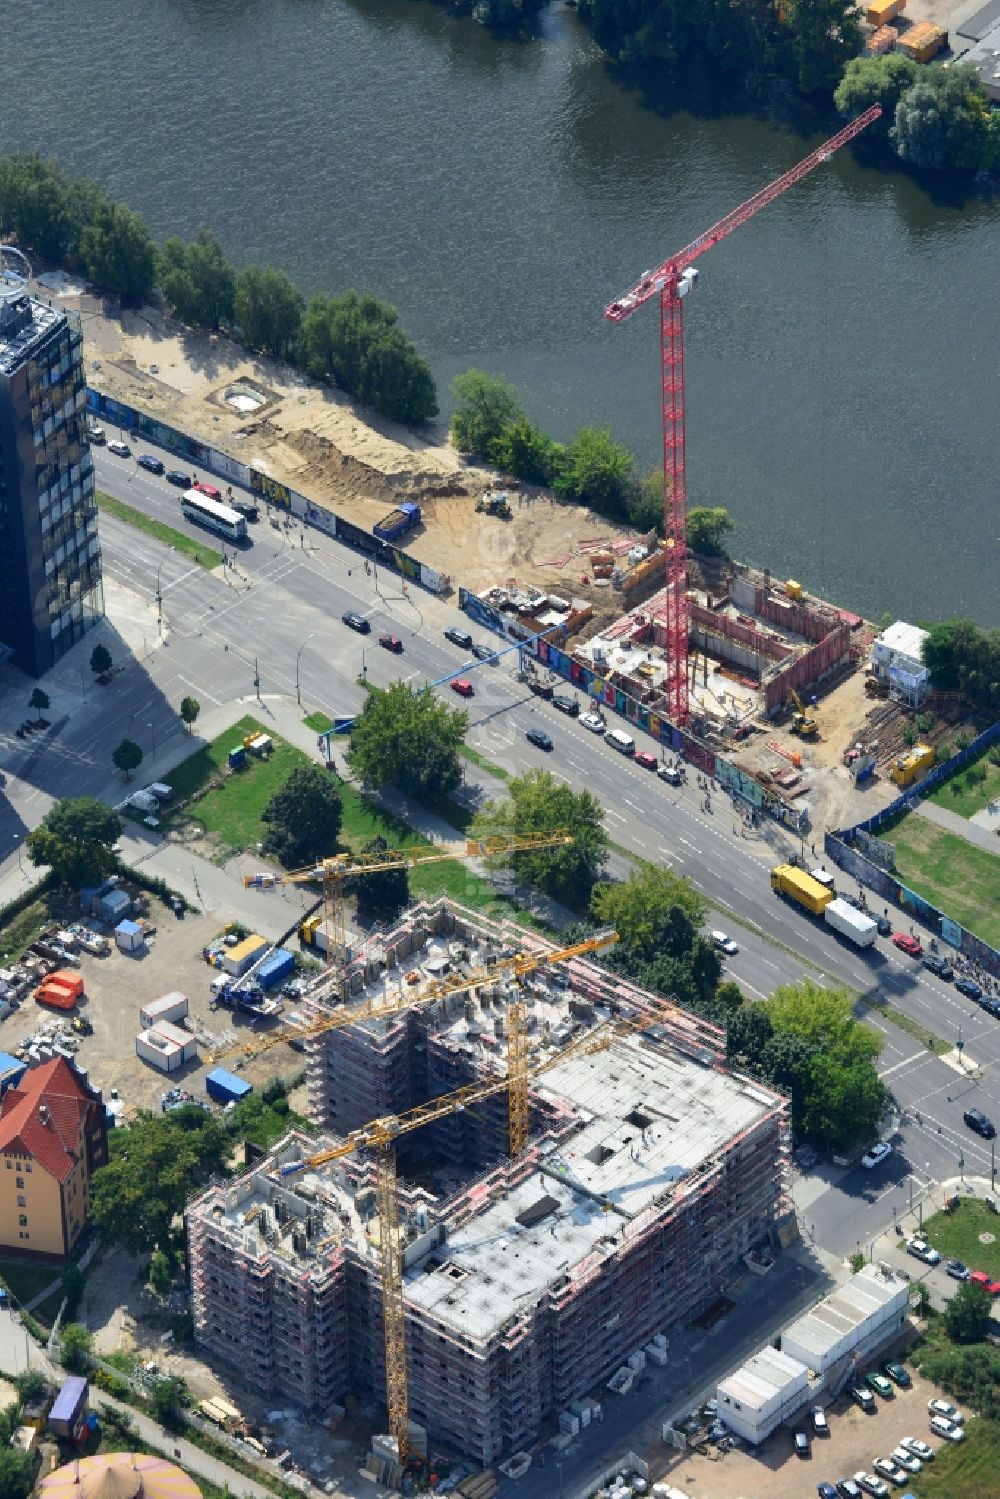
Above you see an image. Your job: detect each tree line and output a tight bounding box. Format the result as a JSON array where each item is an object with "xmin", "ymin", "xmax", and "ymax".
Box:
[
  {"xmin": 835, "ymin": 56, "xmax": 1000, "ymax": 173},
  {"xmin": 921, "ymin": 616, "xmax": 1000, "ymax": 717},
  {"xmin": 0, "ymin": 152, "xmax": 438, "ymax": 425}
]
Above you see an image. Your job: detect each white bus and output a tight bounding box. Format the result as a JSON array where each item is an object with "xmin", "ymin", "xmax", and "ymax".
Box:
[{"xmin": 181, "ymin": 488, "xmax": 247, "ymax": 543}]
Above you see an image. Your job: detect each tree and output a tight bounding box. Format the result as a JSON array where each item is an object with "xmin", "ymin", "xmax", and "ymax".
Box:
[
  {"xmin": 552, "ymin": 426, "xmax": 637, "ymax": 522},
  {"xmin": 147, "ymin": 1375, "xmax": 188, "ymax": 1431},
  {"xmin": 90, "ymin": 1107, "xmax": 229, "ymax": 1255},
  {"xmin": 687, "ymin": 507, "xmax": 734, "ymax": 558},
  {"xmin": 234, "ymin": 265, "xmax": 305, "ymax": 358},
  {"xmin": 798, "ymin": 1052, "xmax": 888, "ymax": 1154},
  {"xmin": 0, "ymin": 152, "xmax": 86, "ymax": 263},
  {"xmin": 472, "ymin": 769, "xmax": 609, "ymax": 908},
  {"xmin": 834, "ymin": 54, "xmax": 919, "ymax": 138},
  {"xmin": 487, "ymin": 417, "xmax": 555, "ymax": 484},
  {"xmin": 345, "ymin": 835, "xmax": 410, "ymax": 924},
  {"xmin": 27, "ymin": 687, "xmax": 48, "ymax": 723},
  {"xmin": 26, "ymin": 796, "xmax": 123, "ymax": 886},
  {"xmin": 58, "ymin": 1321, "xmax": 92, "ymax": 1373},
  {"xmin": 90, "ymin": 642, "xmax": 112, "ymax": 677},
  {"xmin": 179, "ymin": 696, "xmax": 200, "ymax": 733},
  {"xmin": 113, "ymin": 738, "xmax": 143, "ymax": 782},
  {"xmin": 79, "ymin": 200, "xmax": 157, "ymax": 303},
  {"xmin": 158, "ymin": 229, "xmax": 235, "ymax": 330},
  {"xmin": 0, "ymin": 1448, "xmax": 36, "ymax": 1499},
  {"xmin": 891, "ymin": 65, "xmax": 992, "ymax": 172},
  {"xmin": 348, "ymin": 682, "xmax": 468, "ymax": 803},
  {"xmin": 261, "ymin": 765, "xmax": 343, "ymax": 868},
  {"xmin": 777, "ymin": 0, "xmax": 863, "ymax": 95},
  {"xmin": 768, "ymin": 980, "xmax": 882, "ymax": 1069},
  {"xmin": 944, "ymin": 1279, "xmax": 993, "ymax": 1345},
  {"xmin": 849, "ymin": 1251, "xmax": 866, "ymax": 1273},
  {"xmin": 591, "ymin": 865, "xmax": 706, "ymax": 969},
  {"xmin": 921, "ymin": 617, "xmax": 1000, "ymax": 716},
  {"xmin": 12, "ymin": 1372, "xmax": 45, "ymax": 1402},
  {"xmin": 148, "ymin": 1248, "xmax": 174, "ymax": 1295},
  {"xmin": 727, "ymin": 1002, "xmax": 774, "ymax": 1068},
  {"xmin": 451, "ymin": 370, "xmax": 526, "ymax": 459},
  {"xmin": 298, "ymin": 292, "xmax": 438, "ymax": 423}
]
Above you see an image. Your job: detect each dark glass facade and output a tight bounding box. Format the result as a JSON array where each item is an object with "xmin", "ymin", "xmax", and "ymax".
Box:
[{"xmin": 0, "ymin": 288, "xmax": 103, "ymax": 677}]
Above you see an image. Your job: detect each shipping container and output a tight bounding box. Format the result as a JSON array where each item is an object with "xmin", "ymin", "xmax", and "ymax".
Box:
[
  {"xmin": 255, "ymin": 948, "xmax": 296, "ymax": 990},
  {"xmin": 140, "ymin": 991, "xmax": 189, "ymax": 1029},
  {"xmin": 222, "ymin": 934, "xmax": 268, "ymax": 977},
  {"xmin": 48, "ymin": 1377, "xmax": 88, "ymax": 1440},
  {"xmin": 206, "ymin": 1067, "xmax": 253, "ymax": 1105},
  {"xmin": 0, "ymin": 1053, "xmax": 27, "ymax": 1093},
  {"xmin": 770, "ymin": 865, "xmax": 835, "ymax": 916},
  {"xmin": 150, "ymin": 1020, "xmax": 197, "ymax": 1061},
  {"xmin": 136, "ymin": 1030, "xmax": 185, "ymax": 1073},
  {"xmin": 865, "ymin": 0, "xmax": 903, "ymax": 25},
  {"xmin": 35, "ymin": 971, "xmax": 84, "ymax": 1011},
  {"xmin": 899, "ymin": 20, "xmax": 945, "ymax": 59}
]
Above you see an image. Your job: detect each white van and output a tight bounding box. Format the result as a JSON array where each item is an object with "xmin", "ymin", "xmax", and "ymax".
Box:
[{"xmin": 605, "ymin": 728, "xmax": 635, "ymax": 756}]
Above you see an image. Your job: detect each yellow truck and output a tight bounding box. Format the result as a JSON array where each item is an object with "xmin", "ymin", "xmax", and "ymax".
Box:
[{"xmin": 770, "ymin": 864, "xmax": 835, "ymax": 917}]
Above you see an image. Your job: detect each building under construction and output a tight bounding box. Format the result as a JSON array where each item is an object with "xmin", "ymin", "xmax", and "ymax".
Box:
[{"xmin": 188, "ymin": 899, "xmax": 788, "ymax": 1465}]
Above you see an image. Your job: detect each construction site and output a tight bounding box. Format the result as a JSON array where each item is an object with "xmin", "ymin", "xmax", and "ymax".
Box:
[{"xmin": 187, "ymin": 897, "xmax": 789, "ymax": 1473}]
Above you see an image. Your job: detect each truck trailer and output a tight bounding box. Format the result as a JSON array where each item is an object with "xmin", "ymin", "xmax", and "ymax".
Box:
[
  {"xmin": 373, "ymin": 501, "xmax": 421, "ymax": 542},
  {"xmin": 824, "ymin": 898, "xmax": 878, "ymax": 948},
  {"xmin": 770, "ymin": 864, "xmax": 835, "ymax": 917}
]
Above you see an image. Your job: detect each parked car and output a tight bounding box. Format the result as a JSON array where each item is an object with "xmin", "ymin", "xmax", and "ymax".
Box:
[
  {"xmin": 528, "ymin": 679, "xmax": 554, "ymax": 700},
  {"xmin": 580, "ymin": 713, "xmax": 606, "ymax": 733},
  {"xmin": 137, "ymin": 454, "xmax": 165, "ymax": 474},
  {"xmin": 964, "ymin": 1107, "xmax": 996, "ymax": 1138},
  {"xmin": 928, "ymin": 1415, "xmax": 964, "ymax": 1441},
  {"xmin": 945, "ymin": 1259, "xmax": 970, "ymax": 1280},
  {"xmin": 875, "ymin": 916, "xmax": 893, "ymax": 936},
  {"xmin": 889, "ymin": 1447, "xmax": 920, "ymax": 1475},
  {"xmin": 871, "ymin": 1458, "xmax": 905, "ymax": 1486},
  {"xmin": 795, "ymin": 1431, "xmax": 810, "ymax": 1456},
  {"xmin": 710, "ymin": 931, "xmax": 739, "ymax": 956},
  {"xmin": 341, "ymin": 610, "xmax": 370, "ymax": 633},
  {"xmin": 969, "ymin": 1269, "xmax": 1000, "ymax": 1295},
  {"xmin": 956, "ymin": 978, "xmax": 984, "ymax": 1001},
  {"xmin": 892, "ymin": 932, "xmax": 922, "ymax": 956},
  {"xmin": 849, "ymin": 1385, "xmax": 876, "ymax": 1412},
  {"xmin": 166, "ymin": 468, "xmax": 191, "ymax": 487},
  {"xmin": 525, "ymin": 728, "xmax": 553, "ymax": 752},
  {"xmin": 865, "ymin": 1372, "xmax": 894, "ymax": 1400},
  {"xmin": 378, "ymin": 633, "xmax": 403, "ymax": 653},
  {"xmin": 835, "ymin": 1481, "xmax": 862, "ymax": 1499},
  {"xmin": 861, "ymin": 1142, "xmax": 892, "ymax": 1170},
  {"xmin": 812, "ymin": 1407, "xmax": 829, "ymax": 1436},
  {"xmin": 450, "ymin": 678, "xmax": 474, "ymax": 697},
  {"xmin": 551, "ymin": 694, "xmax": 579, "ymax": 716},
  {"xmin": 906, "ymin": 1236, "xmax": 941, "ymax": 1265},
  {"xmin": 107, "ymin": 439, "xmax": 131, "ymax": 458},
  {"xmin": 817, "ymin": 1484, "xmax": 838, "ymax": 1499},
  {"xmin": 854, "ymin": 1474, "xmax": 888, "ymax": 1499},
  {"xmin": 922, "ymin": 952, "xmax": 954, "ymax": 980},
  {"xmin": 657, "ymin": 764, "xmax": 682, "ymax": 785},
  {"xmin": 899, "ymin": 1437, "xmax": 932, "ymax": 1462},
  {"xmin": 927, "ymin": 1399, "xmax": 963, "ymax": 1422},
  {"xmin": 443, "ymin": 626, "xmax": 473, "ymax": 650},
  {"xmin": 882, "ymin": 1362, "xmax": 911, "ymax": 1388},
  {"xmin": 87, "ymin": 424, "xmax": 106, "ymax": 444}
]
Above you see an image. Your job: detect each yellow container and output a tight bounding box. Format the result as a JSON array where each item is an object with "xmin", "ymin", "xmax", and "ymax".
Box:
[
  {"xmin": 866, "ymin": 0, "xmax": 902, "ymax": 25},
  {"xmin": 785, "ymin": 578, "xmax": 803, "ymax": 601},
  {"xmin": 900, "ymin": 21, "xmax": 945, "ymax": 60}
]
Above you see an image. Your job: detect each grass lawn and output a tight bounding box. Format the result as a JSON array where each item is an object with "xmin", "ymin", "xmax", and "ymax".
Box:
[
  {"xmin": 0, "ymin": 1257, "xmax": 60, "ymax": 1307},
  {"xmin": 0, "ymin": 888, "xmax": 61, "ymax": 963},
  {"xmin": 459, "ymin": 743, "xmax": 511, "ymax": 782},
  {"xmin": 228, "ymin": 1099, "xmax": 316, "ymax": 1150},
  {"xmin": 909, "ymin": 1416, "xmax": 1000, "ymax": 1498},
  {"xmin": 889, "ymin": 814, "xmax": 1000, "ymax": 948},
  {"xmin": 96, "ymin": 490, "xmax": 223, "ymax": 570},
  {"xmin": 929, "ymin": 746, "xmax": 1000, "ymax": 820},
  {"xmin": 302, "ymin": 711, "xmax": 331, "ymax": 733},
  {"xmin": 923, "ymin": 1197, "xmax": 1000, "ymax": 1278}
]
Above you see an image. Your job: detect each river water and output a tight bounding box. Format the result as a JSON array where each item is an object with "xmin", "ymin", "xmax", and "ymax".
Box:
[{"xmin": 4, "ymin": 0, "xmax": 997, "ymax": 622}]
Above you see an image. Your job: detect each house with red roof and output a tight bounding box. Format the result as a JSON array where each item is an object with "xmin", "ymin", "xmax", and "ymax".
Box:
[{"xmin": 0, "ymin": 1058, "xmax": 108, "ymax": 1261}]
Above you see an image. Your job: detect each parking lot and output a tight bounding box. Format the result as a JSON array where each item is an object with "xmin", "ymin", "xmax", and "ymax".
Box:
[
  {"xmin": 0, "ymin": 897, "xmax": 306, "ymax": 1113},
  {"xmin": 652, "ymin": 1360, "xmax": 962, "ymax": 1499}
]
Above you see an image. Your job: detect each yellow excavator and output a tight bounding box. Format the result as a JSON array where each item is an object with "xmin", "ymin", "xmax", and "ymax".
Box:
[{"xmin": 787, "ymin": 687, "xmax": 818, "ymax": 737}]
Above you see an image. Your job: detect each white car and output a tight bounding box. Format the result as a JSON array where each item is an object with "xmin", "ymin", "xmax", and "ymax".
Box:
[
  {"xmin": 907, "ymin": 1236, "xmax": 941, "ymax": 1265},
  {"xmin": 812, "ymin": 1406, "xmax": 828, "ymax": 1435},
  {"xmin": 872, "ymin": 1457, "xmax": 907, "ymax": 1486},
  {"xmin": 107, "ymin": 439, "xmax": 131, "ymax": 457},
  {"xmin": 929, "ymin": 1415, "xmax": 965, "ymax": 1441},
  {"xmin": 710, "ymin": 930, "xmax": 739, "ymax": 955},
  {"xmin": 899, "ymin": 1437, "xmax": 933, "ymax": 1462},
  {"xmin": 854, "ymin": 1474, "xmax": 889, "ymax": 1499},
  {"xmin": 861, "ymin": 1142, "xmax": 893, "ymax": 1170},
  {"xmin": 927, "ymin": 1398, "xmax": 963, "ymax": 1422},
  {"xmin": 890, "ymin": 1447, "xmax": 921, "ymax": 1474},
  {"xmin": 657, "ymin": 764, "xmax": 682, "ymax": 785},
  {"xmin": 580, "ymin": 713, "xmax": 606, "ymax": 733}
]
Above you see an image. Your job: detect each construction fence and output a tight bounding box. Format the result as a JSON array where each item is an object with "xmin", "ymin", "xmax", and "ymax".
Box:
[{"xmin": 825, "ymin": 719, "xmax": 1000, "ymax": 975}]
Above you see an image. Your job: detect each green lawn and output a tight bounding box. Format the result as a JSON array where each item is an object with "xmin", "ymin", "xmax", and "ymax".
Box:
[
  {"xmin": 889, "ymin": 814, "xmax": 1000, "ymax": 948},
  {"xmin": 0, "ymin": 1257, "xmax": 60, "ymax": 1307},
  {"xmin": 909, "ymin": 1416, "xmax": 1000, "ymax": 1498},
  {"xmin": 459, "ymin": 743, "xmax": 511, "ymax": 782},
  {"xmin": 96, "ymin": 490, "xmax": 223, "ymax": 569},
  {"xmin": 923, "ymin": 1197, "xmax": 1000, "ymax": 1279},
  {"xmin": 302, "ymin": 711, "xmax": 331, "ymax": 733},
  {"xmin": 929, "ymin": 746, "xmax": 1000, "ymax": 820}
]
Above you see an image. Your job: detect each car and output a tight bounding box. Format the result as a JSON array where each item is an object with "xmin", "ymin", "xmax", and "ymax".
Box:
[
  {"xmin": 231, "ymin": 497, "xmax": 259, "ymax": 521},
  {"xmin": 137, "ymin": 454, "xmax": 165, "ymax": 474},
  {"xmin": 812, "ymin": 1407, "xmax": 829, "ymax": 1436},
  {"xmin": 551, "ymin": 694, "xmax": 579, "ymax": 716},
  {"xmin": 835, "ymin": 1481, "xmax": 862, "ymax": 1499},
  {"xmin": 906, "ymin": 1236, "xmax": 941, "ymax": 1265},
  {"xmin": 529, "ymin": 679, "xmax": 554, "ymax": 700},
  {"xmin": 861, "ymin": 1142, "xmax": 892, "ymax": 1170},
  {"xmin": 471, "ymin": 642, "xmax": 495, "ymax": 662},
  {"xmin": 634, "ymin": 750, "xmax": 658, "ymax": 770},
  {"xmin": 580, "ymin": 713, "xmax": 606, "ymax": 733},
  {"xmin": 892, "ymin": 932, "xmax": 922, "ymax": 956},
  {"xmin": 525, "ymin": 728, "xmax": 553, "ymax": 752},
  {"xmin": 849, "ymin": 1385, "xmax": 876, "ymax": 1412},
  {"xmin": 865, "ymin": 1372, "xmax": 894, "ymax": 1399},
  {"xmin": 378, "ymin": 633, "xmax": 403, "ymax": 653},
  {"xmin": 841, "ymin": 893, "xmax": 863, "ymax": 910},
  {"xmin": 193, "ymin": 481, "xmax": 223, "ymax": 501},
  {"xmin": 87, "ymin": 424, "xmax": 106, "ymax": 444},
  {"xmin": 450, "ymin": 678, "xmax": 474, "ymax": 696},
  {"xmin": 871, "ymin": 1458, "xmax": 906, "ymax": 1486},
  {"xmin": 956, "ymin": 977, "xmax": 983, "ymax": 1000},
  {"xmin": 818, "ymin": 1485, "xmax": 838, "ymax": 1499},
  {"xmin": 899, "ymin": 1437, "xmax": 933, "ymax": 1462},
  {"xmin": 657, "ymin": 764, "xmax": 682, "ymax": 785},
  {"xmin": 854, "ymin": 1474, "xmax": 889, "ymax": 1499},
  {"xmin": 927, "ymin": 1399, "xmax": 963, "ymax": 1422},
  {"xmin": 107, "ymin": 439, "xmax": 131, "ymax": 457},
  {"xmin": 882, "ymin": 1362, "xmax": 911, "ymax": 1388},
  {"xmin": 983, "ymin": 997, "xmax": 1000, "ymax": 1019},
  {"xmin": 889, "ymin": 1447, "xmax": 920, "ymax": 1475},
  {"xmin": 341, "ymin": 611, "xmax": 371, "ymax": 633},
  {"xmin": 710, "ymin": 931, "xmax": 739, "ymax": 956},
  {"xmin": 969, "ymin": 1269, "xmax": 1000, "ymax": 1295},
  {"xmin": 945, "ymin": 1258, "xmax": 971, "ymax": 1280},
  {"xmin": 929, "ymin": 1415, "xmax": 965, "ymax": 1441},
  {"xmin": 964, "ymin": 1106, "xmax": 996, "ymax": 1138},
  {"xmin": 166, "ymin": 468, "xmax": 191, "ymax": 487},
  {"xmin": 444, "ymin": 626, "xmax": 473, "ymax": 650},
  {"xmin": 795, "ymin": 1431, "xmax": 810, "ymax": 1456},
  {"xmin": 875, "ymin": 916, "xmax": 893, "ymax": 937},
  {"xmin": 922, "ymin": 952, "xmax": 954, "ymax": 980}
]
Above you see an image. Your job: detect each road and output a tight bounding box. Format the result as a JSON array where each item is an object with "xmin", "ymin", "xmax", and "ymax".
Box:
[{"xmin": 2, "ymin": 437, "xmax": 998, "ymax": 1261}]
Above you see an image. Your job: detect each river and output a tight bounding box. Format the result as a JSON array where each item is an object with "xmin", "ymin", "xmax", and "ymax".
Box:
[{"xmin": 4, "ymin": 0, "xmax": 997, "ymax": 622}]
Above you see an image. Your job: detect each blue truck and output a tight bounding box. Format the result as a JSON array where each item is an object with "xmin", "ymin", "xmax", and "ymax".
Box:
[{"xmin": 373, "ymin": 501, "xmax": 420, "ymax": 543}]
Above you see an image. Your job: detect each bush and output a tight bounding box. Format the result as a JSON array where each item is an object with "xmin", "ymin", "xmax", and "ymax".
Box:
[{"xmin": 58, "ymin": 1321, "xmax": 93, "ymax": 1373}]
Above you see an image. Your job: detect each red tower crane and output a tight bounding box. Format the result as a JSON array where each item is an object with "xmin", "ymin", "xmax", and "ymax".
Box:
[{"xmin": 605, "ymin": 104, "xmax": 881, "ymax": 726}]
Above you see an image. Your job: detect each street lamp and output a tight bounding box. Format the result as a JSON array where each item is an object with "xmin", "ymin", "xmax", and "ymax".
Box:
[
  {"xmin": 362, "ymin": 648, "xmax": 367, "ymax": 677},
  {"xmin": 147, "ymin": 720, "xmax": 156, "ymax": 758},
  {"xmin": 12, "ymin": 837, "xmax": 24, "ymax": 879},
  {"xmin": 155, "ymin": 549, "xmax": 172, "ymax": 636},
  {"xmin": 223, "ymin": 642, "xmax": 261, "ymax": 701},
  {"xmin": 296, "ymin": 632, "xmax": 317, "ymax": 706}
]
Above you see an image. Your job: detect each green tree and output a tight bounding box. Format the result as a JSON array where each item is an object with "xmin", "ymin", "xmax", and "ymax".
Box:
[
  {"xmin": 147, "ymin": 1375, "xmax": 189, "ymax": 1432},
  {"xmin": 234, "ymin": 265, "xmax": 305, "ymax": 358},
  {"xmin": 687, "ymin": 507, "xmax": 734, "ymax": 558},
  {"xmin": 921, "ymin": 617, "xmax": 1000, "ymax": 716},
  {"xmin": 552, "ymin": 425, "xmax": 637, "ymax": 521},
  {"xmin": 628, "ymin": 471, "xmax": 666, "ymax": 534},
  {"xmin": 28, "ymin": 687, "xmax": 49, "ymax": 723},
  {"xmin": 591, "ymin": 865, "xmax": 706, "ymax": 969},
  {"xmin": 891, "ymin": 65, "xmax": 992, "ymax": 172},
  {"xmin": 0, "ymin": 152, "xmax": 82, "ymax": 263},
  {"xmin": 113, "ymin": 737, "xmax": 143, "ymax": 782},
  {"xmin": 834, "ymin": 53, "xmax": 919, "ymax": 137},
  {"xmin": 158, "ymin": 228, "xmax": 235, "ymax": 329},
  {"xmin": 11, "ymin": 1372, "xmax": 44, "ymax": 1402},
  {"xmin": 486, "ymin": 417, "xmax": 554, "ymax": 484},
  {"xmin": 26, "ymin": 796, "xmax": 123, "ymax": 886},
  {"xmin": 148, "ymin": 1248, "xmax": 174, "ymax": 1295},
  {"xmin": 849, "ymin": 1251, "xmax": 866, "ymax": 1273},
  {"xmin": 261, "ymin": 765, "xmax": 343, "ymax": 868},
  {"xmin": 777, "ymin": 0, "xmax": 862, "ymax": 95},
  {"xmin": 90, "ymin": 642, "xmax": 113, "ymax": 676},
  {"xmin": 798, "ymin": 1052, "xmax": 888, "ymax": 1154},
  {"xmin": 179, "ymin": 695, "xmax": 200, "ymax": 733},
  {"xmin": 768, "ymin": 980, "xmax": 882, "ymax": 1068},
  {"xmin": 299, "ymin": 292, "xmax": 438, "ymax": 423},
  {"xmin": 451, "ymin": 370, "xmax": 526, "ymax": 459},
  {"xmin": 79, "ymin": 201, "xmax": 157, "ymax": 303},
  {"xmin": 0, "ymin": 1448, "xmax": 36, "ymax": 1499},
  {"xmin": 58, "ymin": 1321, "xmax": 93, "ymax": 1373},
  {"xmin": 90, "ymin": 1107, "xmax": 229, "ymax": 1255},
  {"xmin": 727, "ymin": 1002, "xmax": 774, "ymax": 1068},
  {"xmin": 944, "ymin": 1279, "xmax": 993, "ymax": 1345},
  {"xmin": 345, "ymin": 835, "xmax": 410, "ymax": 925},
  {"xmin": 348, "ymin": 682, "xmax": 468, "ymax": 802},
  {"xmin": 472, "ymin": 769, "xmax": 609, "ymax": 908}
]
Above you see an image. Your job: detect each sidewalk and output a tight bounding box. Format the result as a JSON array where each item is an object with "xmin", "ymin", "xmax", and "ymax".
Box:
[{"xmin": 915, "ymin": 796, "xmax": 1000, "ymax": 855}]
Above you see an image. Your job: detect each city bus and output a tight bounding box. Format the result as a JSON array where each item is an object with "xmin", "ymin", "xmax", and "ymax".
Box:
[{"xmin": 181, "ymin": 488, "xmax": 248, "ymax": 543}]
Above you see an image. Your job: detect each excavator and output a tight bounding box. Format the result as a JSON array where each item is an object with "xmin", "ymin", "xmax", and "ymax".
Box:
[
  {"xmin": 787, "ymin": 686, "xmax": 818, "ymax": 737},
  {"xmin": 475, "ymin": 490, "xmax": 512, "ymax": 519}
]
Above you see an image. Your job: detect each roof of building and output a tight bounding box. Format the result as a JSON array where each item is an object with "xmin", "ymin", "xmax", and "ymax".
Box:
[
  {"xmin": 782, "ymin": 1264, "xmax": 908, "ymax": 1365},
  {"xmin": 0, "ymin": 1057, "xmax": 95, "ymax": 1181},
  {"xmin": 954, "ymin": 18, "xmax": 1000, "ymax": 100},
  {"xmin": 40, "ymin": 1453, "xmax": 201, "ymax": 1499},
  {"xmin": 717, "ymin": 1346, "xmax": 808, "ymax": 1411},
  {"xmin": 116, "ymin": 920, "xmax": 142, "ymax": 936},
  {"xmin": 0, "ymin": 290, "xmax": 62, "ymax": 377},
  {"xmin": 874, "ymin": 620, "xmax": 928, "ymax": 662},
  {"xmin": 956, "ymin": 0, "xmax": 1000, "ymax": 39}
]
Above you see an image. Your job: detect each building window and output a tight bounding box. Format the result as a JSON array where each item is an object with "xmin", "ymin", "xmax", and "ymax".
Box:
[
  {"xmin": 18, "ymin": 1215, "xmax": 27, "ymax": 1227},
  {"xmin": 4, "ymin": 1161, "xmax": 9, "ymax": 1170},
  {"xmin": 16, "ymin": 1196, "xmax": 25, "ymax": 1208},
  {"xmin": 25, "ymin": 1164, "xmax": 30, "ymax": 1172},
  {"xmin": 15, "ymin": 1177, "xmax": 23, "ymax": 1189}
]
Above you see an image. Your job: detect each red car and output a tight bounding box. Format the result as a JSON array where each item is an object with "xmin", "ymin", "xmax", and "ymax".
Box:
[
  {"xmin": 450, "ymin": 678, "xmax": 474, "ymax": 697},
  {"xmin": 634, "ymin": 751, "xmax": 658, "ymax": 770},
  {"xmin": 193, "ymin": 481, "xmax": 223, "ymax": 502},
  {"xmin": 969, "ymin": 1270, "xmax": 1000, "ymax": 1295},
  {"xmin": 378, "ymin": 633, "xmax": 403, "ymax": 653},
  {"xmin": 892, "ymin": 932, "xmax": 922, "ymax": 957}
]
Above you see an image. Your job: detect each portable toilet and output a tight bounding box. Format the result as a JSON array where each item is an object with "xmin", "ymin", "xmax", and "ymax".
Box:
[{"xmin": 115, "ymin": 919, "xmax": 144, "ymax": 954}]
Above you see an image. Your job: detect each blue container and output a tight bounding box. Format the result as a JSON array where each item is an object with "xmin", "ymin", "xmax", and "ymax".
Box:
[
  {"xmin": 205, "ymin": 1067, "xmax": 253, "ymax": 1105},
  {"xmin": 228, "ymin": 746, "xmax": 247, "ymax": 770},
  {"xmin": 255, "ymin": 948, "xmax": 295, "ymax": 990}
]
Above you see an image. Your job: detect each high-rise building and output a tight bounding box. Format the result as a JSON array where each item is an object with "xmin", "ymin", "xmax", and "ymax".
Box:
[{"xmin": 0, "ymin": 284, "xmax": 103, "ymax": 676}]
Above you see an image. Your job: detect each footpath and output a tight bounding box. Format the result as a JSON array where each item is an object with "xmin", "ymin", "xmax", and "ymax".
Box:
[{"xmin": 915, "ymin": 795, "xmax": 1000, "ymax": 855}]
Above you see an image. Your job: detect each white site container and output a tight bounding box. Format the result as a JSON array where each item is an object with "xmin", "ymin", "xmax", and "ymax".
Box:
[{"xmin": 140, "ymin": 991, "xmax": 189, "ymax": 1029}]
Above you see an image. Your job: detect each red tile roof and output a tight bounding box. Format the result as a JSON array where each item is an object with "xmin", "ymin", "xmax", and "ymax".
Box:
[{"xmin": 0, "ymin": 1057, "xmax": 94, "ymax": 1182}]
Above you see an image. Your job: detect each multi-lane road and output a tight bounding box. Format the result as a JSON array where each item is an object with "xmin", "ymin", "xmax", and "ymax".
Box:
[{"xmin": 2, "ymin": 437, "xmax": 997, "ymax": 1254}]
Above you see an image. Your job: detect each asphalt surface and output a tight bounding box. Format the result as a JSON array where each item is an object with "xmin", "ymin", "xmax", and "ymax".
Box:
[{"xmin": 3, "ymin": 437, "xmax": 999, "ymax": 1262}]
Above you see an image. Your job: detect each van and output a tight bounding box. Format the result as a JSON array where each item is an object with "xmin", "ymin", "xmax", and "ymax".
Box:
[{"xmin": 605, "ymin": 729, "xmax": 635, "ymax": 756}]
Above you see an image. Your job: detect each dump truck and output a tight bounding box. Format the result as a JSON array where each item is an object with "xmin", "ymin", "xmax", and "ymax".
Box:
[
  {"xmin": 373, "ymin": 501, "xmax": 421, "ymax": 542},
  {"xmin": 824, "ymin": 898, "xmax": 878, "ymax": 948},
  {"xmin": 770, "ymin": 864, "xmax": 835, "ymax": 917}
]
